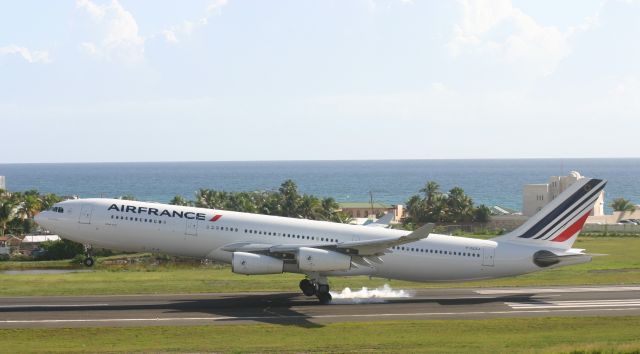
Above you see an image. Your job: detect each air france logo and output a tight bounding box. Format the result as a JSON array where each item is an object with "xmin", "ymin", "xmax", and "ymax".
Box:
[{"xmin": 108, "ymin": 204, "xmax": 214, "ymax": 221}]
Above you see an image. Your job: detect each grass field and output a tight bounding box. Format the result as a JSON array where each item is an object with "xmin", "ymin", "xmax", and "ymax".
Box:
[
  {"xmin": 2, "ymin": 237, "xmax": 640, "ymax": 353},
  {"xmin": 0, "ymin": 237, "xmax": 639, "ymax": 296},
  {"xmin": 1, "ymin": 317, "xmax": 639, "ymax": 353}
]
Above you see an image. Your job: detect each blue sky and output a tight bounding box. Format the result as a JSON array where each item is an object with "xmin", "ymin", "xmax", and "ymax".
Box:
[{"xmin": 1, "ymin": 0, "xmax": 638, "ymax": 163}]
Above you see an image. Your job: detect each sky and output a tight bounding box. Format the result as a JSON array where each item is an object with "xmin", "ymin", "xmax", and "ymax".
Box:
[{"xmin": 1, "ymin": 0, "xmax": 639, "ymax": 163}]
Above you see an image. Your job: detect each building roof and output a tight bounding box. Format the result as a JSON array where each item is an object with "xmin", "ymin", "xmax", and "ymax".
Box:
[
  {"xmin": 490, "ymin": 205, "xmax": 520, "ymax": 215},
  {"xmin": 339, "ymin": 202, "xmax": 394, "ymax": 209},
  {"xmin": 22, "ymin": 235, "xmax": 60, "ymax": 243}
]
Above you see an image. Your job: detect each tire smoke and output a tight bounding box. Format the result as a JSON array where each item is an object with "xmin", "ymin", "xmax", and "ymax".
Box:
[{"xmin": 329, "ymin": 284, "xmax": 413, "ymax": 304}]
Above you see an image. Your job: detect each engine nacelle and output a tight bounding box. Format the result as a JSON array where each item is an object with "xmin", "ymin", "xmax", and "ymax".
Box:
[
  {"xmin": 231, "ymin": 252, "xmax": 284, "ymax": 275},
  {"xmin": 297, "ymin": 247, "xmax": 351, "ymax": 272}
]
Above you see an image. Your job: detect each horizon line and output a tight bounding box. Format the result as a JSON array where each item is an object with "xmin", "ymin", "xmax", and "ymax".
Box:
[{"xmin": 1, "ymin": 157, "xmax": 640, "ymax": 165}]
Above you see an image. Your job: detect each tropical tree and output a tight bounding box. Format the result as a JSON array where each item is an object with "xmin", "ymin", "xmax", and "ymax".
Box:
[
  {"xmin": 40, "ymin": 193, "xmax": 62, "ymax": 211},
  {"xmin": 0, "ymin": 198, "xmax": 16, "ymax": 236},
  {"xmin": 169, "ymin": 195, "xmax": 192, "ymax": 206},
  {"xmin": 17, "ymin": 193, "xmax": 42, "ymax": 219},
  {"xmin": 118, "ymin": 194, "xmax": 136, "ymax": 201},
  {"xmin": 404, "ymin": 180, "xmax": 490, "ymax": 226},
  {"xmin": 445, "ymin": 187, "xmax": 474, "ymax": 223},
  {"xmin": 610, "ymin": 198, "xmax": 636, "ymax": 212},
  {"xmin": 320, "ymin": 197, "xmax": 340, "ymax": 221},
  {"xmin": 405, "ymin": 195, "xmax": 426, "ymax": 224},
  {"xmin": 473, "ymin": 204, "xmax": 491, "ymax": 223},
  {"xmin": 420, "ymin": 181, "xmax": 442, "ymax": 206},
  {"xmin": 279, "ymin": 180, "xmax": 301, "ymax": 217},
  {"xmin": 298, "ymin": 194, "xmax": 321, "ymax": 219},
  {"xmin": 331, "ymin": 211, "xmax": 354, "ymax": 224}
]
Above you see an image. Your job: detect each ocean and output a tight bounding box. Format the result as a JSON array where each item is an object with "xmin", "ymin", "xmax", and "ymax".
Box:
[{"xmin": 0, "ymin": 159, "xmax": 638, "ymax": 213}]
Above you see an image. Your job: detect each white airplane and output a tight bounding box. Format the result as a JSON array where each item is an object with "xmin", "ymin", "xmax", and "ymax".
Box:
[{"xmin": 35, "ymin": 177, "xmax": 606, "ymax": 304}]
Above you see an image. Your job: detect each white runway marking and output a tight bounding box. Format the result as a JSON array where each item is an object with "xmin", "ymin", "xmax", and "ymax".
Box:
[
  {"xmin": 506, "ymin": 299, "xmax": 640, "ymax": 309},
  {"xmin": 0, "ymin": 304, "xmax": 109, "ymax": 309},
  {"xmin": 1, "ymin": 307, "xmax": 640, "ymax": 325},
  {"xmin": 475, "ymin": 286, "xmax": 640, "ymax": 295}
]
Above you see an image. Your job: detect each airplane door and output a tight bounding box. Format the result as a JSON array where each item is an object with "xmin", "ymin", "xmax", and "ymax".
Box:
[
  {"xmin": 79, "ymin": 205, "xmax": 93, "ymax": 224},
  {"xmin": 185, "ymin": 218, "xmax": 198, "ymax": 236},
  {"xmin": 482, "ymin": 247, "xmax": 495, "ymax": 267}
]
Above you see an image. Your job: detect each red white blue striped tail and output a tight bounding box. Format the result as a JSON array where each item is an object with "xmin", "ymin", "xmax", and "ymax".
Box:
[{"xmin": 496, "ymin": 178, "xmax": 606, "ymax": 250}]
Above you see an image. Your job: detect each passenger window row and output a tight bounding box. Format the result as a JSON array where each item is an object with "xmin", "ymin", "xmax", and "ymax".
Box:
[
  {"xmin": 244, "ymin": 229, "xmax": 338, "ymax": 243},
  {"xmin": 205, "ymin": 225, "xmax": 238, "ymax": 232},
  {"xmin": 392, "ymin": 245, "xmax": 480, "ymax": 258},
  {"xmin": 110, "ymin": 215, "xmax": 167, "ymax": 224}
]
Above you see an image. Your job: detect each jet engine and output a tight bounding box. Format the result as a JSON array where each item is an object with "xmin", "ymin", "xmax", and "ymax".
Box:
[
  {"xmin": 297, "ymin": 247, "xmax": 351, "ymax": 272},
  {"xmin": 231, "ymin": 252, "xmax": 284, "ymax": 275}
]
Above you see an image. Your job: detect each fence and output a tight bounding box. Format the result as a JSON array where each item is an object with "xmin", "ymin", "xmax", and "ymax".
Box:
[{"xmin": 583, "ymin": 224, "xmax": 640, "ymax": 234}]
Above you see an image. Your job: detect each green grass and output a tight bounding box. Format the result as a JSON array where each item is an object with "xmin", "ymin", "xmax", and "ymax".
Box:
[
  {"xmin": 1, "ymin": 237, "xmax": 639, "ymax": 296},
  {"xmin": 2, "ymin": 317, "xmax": 640, "ymax": 353},
  {"xmin": 0, "ymin": 259, "xmax": 80, "ymax": 270}
]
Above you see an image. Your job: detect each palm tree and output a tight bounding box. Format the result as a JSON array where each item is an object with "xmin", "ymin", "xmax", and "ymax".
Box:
[
  {"xmin": 406, "ymin": 195, "xmax": 426, "ymax": 223},
  {"xmin": 118, "ymin": 194, "xmax": 136, "ymax": 201},
  {"xmin": 420, "ymin": 181, "xmax": 441, "ymax": 205},
  {"xmin": 610, "ymin": 198, "xmax": 636, "ymax": 212},
  {"xmin": 279, "ymin": 180, "xmax": 301, "ymax": 217},
  {"xmin": 298, "ymin": 195, "xmax": 322, "ymax": 219},
  {"xmin": 319, "ymin": 197, "xmax": 340, "ymax": 221},
  {"xmin": 169, "ymin": 195, "xmax": 192, "ymax": 206},
  {"xmin": 0, "ymin": 198, "xmax": 16, "ymax": 236},
  {"xmin": 474, "ymin": 204, "xmax": 492, "ymax": 223},
  {"xmin": 446, "ymin": 187, "xmax": 475, "ymax": 223},
  {"xmin": 420, "ymin": 181, "xmax": 446, "ymax": 222},
  {"xmin": 22, "ymin": 194, "xmax": 42, "ymax": 219},
  {"xmin": 40, "ymin": 194, "xmax": 62, "ymax": 211},
  {"xmin": 331, "ymin": 211, "xmax": 354, "ymax": 224}
]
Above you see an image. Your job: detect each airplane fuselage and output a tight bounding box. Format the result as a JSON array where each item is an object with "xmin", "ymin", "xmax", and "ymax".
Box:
[{"xmin": 36, "ymin": 198, "xmax": 572, "ymax": 282}]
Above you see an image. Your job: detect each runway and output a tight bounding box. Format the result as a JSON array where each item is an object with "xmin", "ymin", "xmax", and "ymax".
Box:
[{"xmin": 1, "ymin": 285, "xmax": 640, "ymax": 328}]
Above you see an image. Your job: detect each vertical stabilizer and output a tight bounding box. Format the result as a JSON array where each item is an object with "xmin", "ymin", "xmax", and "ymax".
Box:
[{"xmin": 494, "ymin": 178, "xmax": 606, "ymax": 250}]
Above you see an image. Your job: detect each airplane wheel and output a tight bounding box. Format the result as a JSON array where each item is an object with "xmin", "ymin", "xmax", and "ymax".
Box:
[
  {"xmin": 299, "ymin": 279, "xmax": 316, "ymax": 296},
  {"xmin": 317, "ymin": 292, "xmax": 332, "ymax": 304},
  {"xmin": 83, "ymin": 257, "xmax": 95, "ymax": 267}
]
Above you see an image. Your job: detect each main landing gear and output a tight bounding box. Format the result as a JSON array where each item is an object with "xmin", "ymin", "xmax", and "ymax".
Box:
[
  {"xmin": 83, "ymin": 244, "xmax": 94, "ymax": 267},
  {"xmin": 299, "ymin": 277, "xmax": 332, "ymax": 304}
]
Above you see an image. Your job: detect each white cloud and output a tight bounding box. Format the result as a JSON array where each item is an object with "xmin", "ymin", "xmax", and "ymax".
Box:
[
  {"xmin": 0, "ymin": 44, "xmax": 51, "ymax": 63},
  {"xmin": 80, "ymin": 42, "xmax": 98, "ymax": 55},
  {"xmin": 76, "ymin": 0, "xmax": 144, "ymax": 63},
  {"xmin": 161, "ymin": 0, "xmax": 228, "ymax": 44},
  {"xmin": 207, "ymin": 0, "xmax": 228, "ymax": 13},
  {"xmin": 161, "ymin": 30, "xmax": 178, "ymax": 44},
  {"xmin": 448, "ymin": 0, "xmax": 592, "ymax": 77}
]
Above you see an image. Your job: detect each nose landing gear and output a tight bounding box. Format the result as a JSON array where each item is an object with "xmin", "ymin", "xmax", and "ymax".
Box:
[
  {"xmin": 82, "ymin": 244, "xmax": 94, "ymax": 267},
  {"xmin": 299, "ymin": 277, "xmax": 332, "ymax": 304}
]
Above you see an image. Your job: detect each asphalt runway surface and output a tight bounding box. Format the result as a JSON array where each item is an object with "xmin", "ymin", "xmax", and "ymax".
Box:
[{"xmin": 1, "ymin": 285, "xmax": 640, "ymax": 328}]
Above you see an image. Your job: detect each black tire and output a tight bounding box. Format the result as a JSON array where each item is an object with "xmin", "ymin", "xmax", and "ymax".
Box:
[
  {"xmin": 299, "ymin": 279, "xmax": 315, "ymax": 296},
  {"xmin": 317, "ymin": 292, "xmax": 332, "ymax": 304},
  {"xmin": 83, "ymin": 257, "xmax": 95, "ymax": 267}
]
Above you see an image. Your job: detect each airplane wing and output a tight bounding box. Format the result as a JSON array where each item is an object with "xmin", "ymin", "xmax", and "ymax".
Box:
[
  {"xmin": 364, "ymin": 212, "xmax": 394, "ymax": 228},
  {"xmin": 220, "ymin": 223, "xmax": 434, "ymax": 259}
]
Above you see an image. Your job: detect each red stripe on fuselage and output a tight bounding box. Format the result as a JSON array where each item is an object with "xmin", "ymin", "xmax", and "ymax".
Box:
[
  {"xmin": 550, "ymin": 212, "xmax": 590, "ymax": 242},
  {"xmin": 210, "ymin": 214, "xmax": 222, "ymax": 222}
]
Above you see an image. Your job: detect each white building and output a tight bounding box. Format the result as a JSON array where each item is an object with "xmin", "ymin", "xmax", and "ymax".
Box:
[
  {"xmin": 0, "ymin": 176, "xmax": 5, "ymax": 191},
  {"xmin": 523, "ymin": 171, "xmax": 605, "ymax": 217}
]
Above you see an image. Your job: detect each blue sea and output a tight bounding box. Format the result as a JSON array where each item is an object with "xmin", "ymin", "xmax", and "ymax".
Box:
[{"xmin": 0, "ymin": 159, "xmax": 638, "ymax": 213}]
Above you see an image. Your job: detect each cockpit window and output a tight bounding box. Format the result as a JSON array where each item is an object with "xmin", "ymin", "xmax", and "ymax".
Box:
[{"xmin": 50, "ymin": 207, "xmax": 64, "ymax": 213}]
